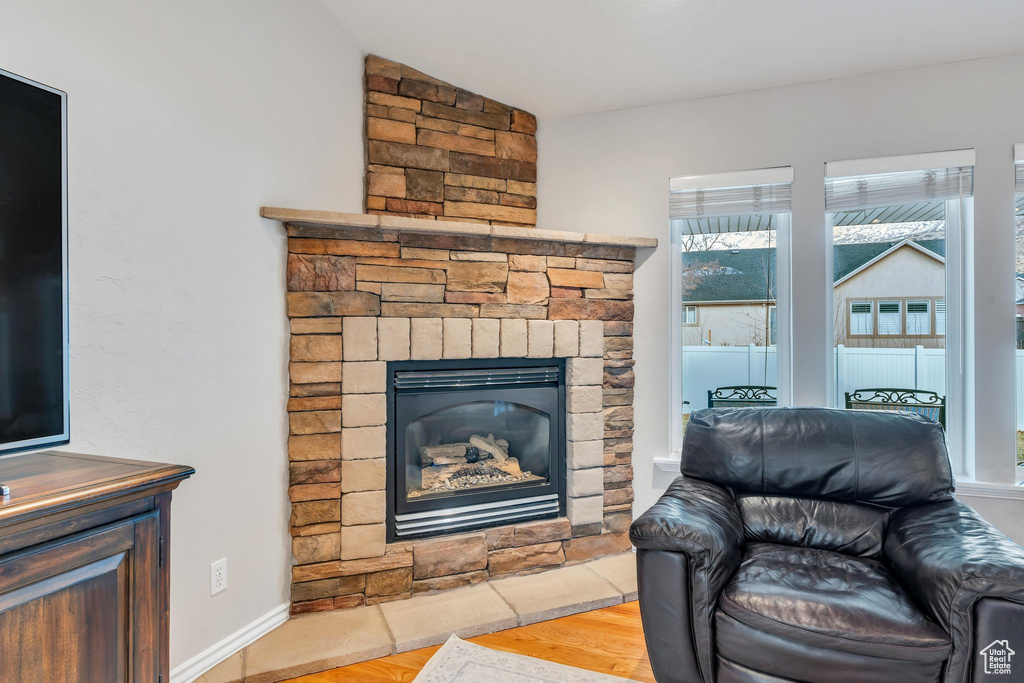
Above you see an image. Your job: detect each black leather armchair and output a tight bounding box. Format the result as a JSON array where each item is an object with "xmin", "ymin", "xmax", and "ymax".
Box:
[{"xmin": 631, "ymin": 408, "xmax": 1024, "ymax": 683}]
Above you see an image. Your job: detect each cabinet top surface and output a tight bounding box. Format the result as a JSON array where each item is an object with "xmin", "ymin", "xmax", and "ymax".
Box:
[{"xmin": 0, "ymin": 451, "xmax": 194, "ymax": 523}]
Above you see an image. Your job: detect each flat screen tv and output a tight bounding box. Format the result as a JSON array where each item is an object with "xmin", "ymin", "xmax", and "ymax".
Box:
[{"xmin": 0, "ymin": 68, "xmax": 69, "ymax": 454}]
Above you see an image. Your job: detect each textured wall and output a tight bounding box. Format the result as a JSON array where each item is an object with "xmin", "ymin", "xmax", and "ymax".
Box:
[
  {"xmin": 364, "ymin": 56, "xmax": 538, "ymax": 226},
  {"xmin": 0, "ymin": 0, "xmax": 365, "ymax": 669}
]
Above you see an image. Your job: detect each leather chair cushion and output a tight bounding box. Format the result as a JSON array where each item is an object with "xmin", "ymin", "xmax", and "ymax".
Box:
[
  {"xmin": 718, "ymin": 544, "xmax": 951, "ymax": 667},
  {"xmin": 715, "ymin": 614, "xmax": 947, "ymax": 683},
  {"xmin": 737, "ymin": 494, "xmax": 889, "ymax": 558},
  {"xmin": 681, "ymin": 407, "xmax": 955, "ymax": 506}
]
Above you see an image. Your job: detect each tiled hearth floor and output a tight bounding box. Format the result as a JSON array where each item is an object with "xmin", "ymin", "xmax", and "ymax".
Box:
[{"xmin": 197, "ymin": 552, "xmax": 637, "ymax": 683}]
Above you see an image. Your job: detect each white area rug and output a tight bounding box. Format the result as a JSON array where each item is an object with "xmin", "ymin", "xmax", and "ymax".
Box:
[{"xmin": 412, "ymin": 635, "xmax": 640, "ymax": 683}]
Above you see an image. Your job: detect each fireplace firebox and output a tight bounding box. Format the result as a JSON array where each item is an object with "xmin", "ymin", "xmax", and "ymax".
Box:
[{"xmin": 386, "ymin": 358, "xmax": 566, "ymax": 540}]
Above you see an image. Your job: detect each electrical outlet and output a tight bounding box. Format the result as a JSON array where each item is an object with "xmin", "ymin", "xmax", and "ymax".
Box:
[{"xmin": 211, "ymin": 558, "xmax": 228, "ymax": 596}]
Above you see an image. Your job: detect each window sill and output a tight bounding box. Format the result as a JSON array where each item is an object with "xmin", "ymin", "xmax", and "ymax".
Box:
[
  {"xmin": 955, "ymin": 481, "xmax": 1024, "ymax": 501},
  {"xmin": 653, "ymin": 455, "xmax": 681, "ymax": 473}
]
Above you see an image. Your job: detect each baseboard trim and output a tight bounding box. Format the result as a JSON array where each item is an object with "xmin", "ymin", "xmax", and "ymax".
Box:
[{"xmin": 170, "ymin": 602, "xmax": 289, "ymax": 683}]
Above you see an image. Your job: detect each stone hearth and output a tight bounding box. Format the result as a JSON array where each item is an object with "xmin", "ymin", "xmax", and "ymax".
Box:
[{"xmin": 262, "ymin": 208, "xmax": 656, "ymax": 616}]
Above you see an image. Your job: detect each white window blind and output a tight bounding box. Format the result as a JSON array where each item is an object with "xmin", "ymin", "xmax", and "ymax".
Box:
[
  {"xmin": 850, "ymin": 302, "xmax": 872, "ymax": 335},
  {"xmin": 670, "ymin": 168, "xmax": 792, "ymax": 225},
  {"xmin": 878, "ymin": 301, "xmax": 902, "ymax": 335},
  {"xmin": 670, "ymin": 183, "xmax": 791, "ymax": 221},
  {"xmin": 683, "ymin": 306, "xmax": 697, "ymax": 325},
  {"xmin": 935, "ymin": 299, "xmax": 946, "ymax": 336},
  {"xmin": 826, "ymin": 167, "xmax": 974, "ymax": 213},
  {"xmin": 906, "ymin": 300, "xmax": 930, "ymax": 335}
]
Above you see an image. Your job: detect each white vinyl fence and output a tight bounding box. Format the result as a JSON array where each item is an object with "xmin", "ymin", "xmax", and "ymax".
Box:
[{"xmin": 683, "ymin": 344, "xmax": 963, "ymax": 419}]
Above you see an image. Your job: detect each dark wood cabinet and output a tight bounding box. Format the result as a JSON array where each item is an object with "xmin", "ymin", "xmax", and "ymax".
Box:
[{"xmin": 0, "ymin": 451, "xmax": 193, "ymax": 682}]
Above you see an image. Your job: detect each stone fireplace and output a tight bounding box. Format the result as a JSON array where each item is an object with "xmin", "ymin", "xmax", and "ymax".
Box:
[
  {"xmin": 388, "ymin": 358, "xmax": 566, "ymax": 539},
  {"xmin": 258, "ymin": 46, "xmax": 655, "ymax": 619},
  {"xmin": 263, "ymin": 207, "xmax": 655, "ymax": 616}
]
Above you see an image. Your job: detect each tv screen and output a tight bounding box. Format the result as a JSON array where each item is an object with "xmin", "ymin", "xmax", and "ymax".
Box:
[{"xmin": 0, "ymin": 69, "xmax": 69, "ymax": 454}]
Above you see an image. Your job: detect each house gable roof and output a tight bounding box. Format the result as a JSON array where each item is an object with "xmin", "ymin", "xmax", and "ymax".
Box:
[
  {"xmin": 683, "ymin": 239, "xmax": 945, "ymax": 303},
  {"xmin": 834, "ymin": 239, "xmax": 945, "ymax": 286}
]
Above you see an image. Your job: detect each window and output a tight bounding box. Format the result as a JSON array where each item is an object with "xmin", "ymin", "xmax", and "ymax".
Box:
[
  {"xmin": 1015, "ymin": 145, "xmax": 1024, "ymax": 483},
  {"xmin": 878, "ymin": 301, "xmax": 902, "ymax": 335},
  {"xmin": 850, "ymin": 302, "xmax": 873, "ymax": 335},
  {"xmin": 827, "ymin": 150, "xmax": 973, "ymax": 473},
  {"xmin": 906, "ymin": 300, "xmax": 930, "ymax": 335},
  {"xmin": 669, "ymin": 167, "xmax": 792, "ymax": 458}
]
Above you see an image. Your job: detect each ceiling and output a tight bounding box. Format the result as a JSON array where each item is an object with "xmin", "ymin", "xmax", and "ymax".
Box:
[{"xmin": 318, "ymin": 0, "xmax": 1024, "ymax": 119}]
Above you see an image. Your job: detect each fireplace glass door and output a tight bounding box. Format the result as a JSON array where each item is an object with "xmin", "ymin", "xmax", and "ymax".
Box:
[{"xmin": 388, "ymin": 361, "xmax": 565, "ymax": 539}]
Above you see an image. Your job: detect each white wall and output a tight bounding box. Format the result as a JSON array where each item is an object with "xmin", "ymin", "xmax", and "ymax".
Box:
[
  {"xmin": 538, "ymin": 55, "xmax": 1024, "ymax": 525},
  {"xmin": 0, "ymin": 0, "xmax": 364, "ymax": 668}
]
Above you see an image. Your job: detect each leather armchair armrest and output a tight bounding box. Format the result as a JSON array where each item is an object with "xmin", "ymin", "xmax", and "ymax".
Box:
[
  {"xmin": 630, "ymin": 476, "xmax": 744, "ymax": 581},
  {"xmin": 629, "ymin": 476, "xmax": 744, "ymax": 683},
  {"xmin": 885, "ymin": 499, "xmax": 1024, "ymax": 681}
]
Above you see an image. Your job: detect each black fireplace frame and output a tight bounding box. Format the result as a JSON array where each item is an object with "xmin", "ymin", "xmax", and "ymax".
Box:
[{"xmin": 385, "ymin": 357, "xmax": 566, "ymax": 541}]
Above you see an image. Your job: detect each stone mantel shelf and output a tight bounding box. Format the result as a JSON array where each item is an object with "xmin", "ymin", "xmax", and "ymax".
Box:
[{"xmin": 260, "ymin": 207, "xmax": 658, "ymax": 250}]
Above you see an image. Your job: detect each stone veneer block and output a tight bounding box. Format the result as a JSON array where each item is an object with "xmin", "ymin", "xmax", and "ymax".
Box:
[
  {"xmin": 567, "ymin": 495, "xmax": 605, "ymax": 526},
  {"xmin": 471, "ymin": 318, "xmax": 500, "ymax": 358},
  {"xmin": 566, "ymin": 440, "xmax": 603, "ymax": 470},
  {"xmin": 566, "ymin": 357, "xmax": 603, "ymax": 386},
  {"xmin": 341, "ymin": 393, "xmax": 387, "ymax": 427},
  {"xmin": 290, "ymin": 433, "xmax": 342, "ymax": 462},
  {"xmin": 412, "ymin": 533, "xmax": 488, "ymax": 579},
  {"xmin": 553, "ymin": 320, "xmax": 580, "ymax": 357},
  {"xmin": 341, "ymin": 426, "xmax": 386, "ymax": 460},
  {"xmin": 579, "ymin": 320, "xmax": 604, "ymax": 357},
  {"xmin": 490, "ymin": 563, "xmax": 622, "ymax": 627},
  {"xmin": 340, "ymin": 458, "xmax": 386, "ymax": 493},
  {"xmin": 587, "ymin": 552, "xmax": 638, "ymax": 602},
  {"xmin": 442, "ymin": 318, "xmax": 473, "ymax": 359},
  {"xmin": 410, "ymin": 317, "xmax": 443, "ymax": 360},
  {"xmin": 377, "ymin": 317, "xmax": 411, "ymax": 361},
  {"xmin": 567, "ymin": 411, "xmax": 604, "ymax": 442},
  {"xmin": 243, "ymin": 606, "xmax": 393, "ymax": 682},
  {"xmin": 340, "ymin": 524, "xmax": 387, "ymax": 560},
  {"xmin": 341, "ymin": 490, "xmax": 387, "ymax": 526},
  {"xmin": 379, "ymin": 584, "xmax": 518, "ymax": 652},
  {"xmin": 526, "ymin": 320, "xmax": 554, "ymax": 358},
  {"xmin": 341, "ymin": 361, "xmax": 386, "ymax": 394},
  {"xmin": 567, "ymin": 468, "xmax": 605, "ymax": 497},
  {"xmin": 567, "ymin": 386, "xmax": 603, "ymax": 414},
  {"xmin": 343, "ymin": 317, "xmax": 378, "ymax": 361},
  {"xmin": 292, "ymin": 533, "xmax": 341, "ymax": 565},
  {"xmin": 499, "ymin": 319, "xmax": 528, "ymax": 357}
]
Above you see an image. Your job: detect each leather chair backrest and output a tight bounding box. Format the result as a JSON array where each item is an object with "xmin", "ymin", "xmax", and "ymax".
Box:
[
  {"xmin": 681, "ymin": 407, "xmax": 955, "ymax": 507},
  {"xmin": 736, "ymin": 494, "xmax": 890, "ymax": 558}
]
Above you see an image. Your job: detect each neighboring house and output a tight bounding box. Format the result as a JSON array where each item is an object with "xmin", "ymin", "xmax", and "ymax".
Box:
[
  {"xmin": 682, "ymin": 239, "xmax": 946, "ymax": 348},
  {"xmin": 1015, "ymin": 274, "xmax": 1024, "ymax": 318}
]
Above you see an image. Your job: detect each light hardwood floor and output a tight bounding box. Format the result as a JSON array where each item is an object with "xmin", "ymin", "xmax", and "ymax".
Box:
[{"xmin": 286, "ymin": 601, "xmax": 654, "ymax": 682}]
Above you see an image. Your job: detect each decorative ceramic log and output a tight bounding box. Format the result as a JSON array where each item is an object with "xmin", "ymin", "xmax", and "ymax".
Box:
[
  {"xmin": 470, "ymin": 433, "xmax": 509, "ymax": 462},
  {"xmin": 419, "ymin": 443, "xmax": 467, "ymax": 465},
  {"xmin": 420, "ymin": 439, "xmax": 506, "ymax": 466},
  {"xmin": 421, "ymin": 457, "xmax": 523, "ymax": 490}
]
